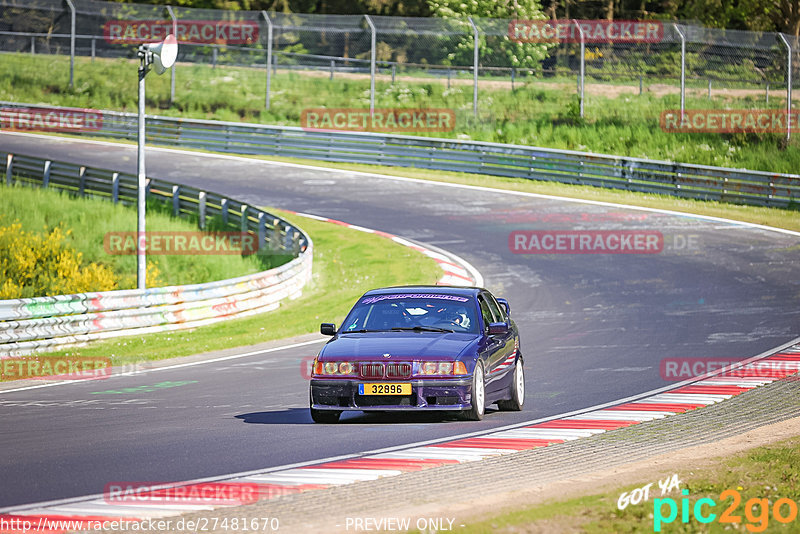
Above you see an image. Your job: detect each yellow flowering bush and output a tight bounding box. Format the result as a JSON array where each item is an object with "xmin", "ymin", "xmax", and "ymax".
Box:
[{"xmin": 0, "ymin": 223, "xmax": 119, "ymax": 298}]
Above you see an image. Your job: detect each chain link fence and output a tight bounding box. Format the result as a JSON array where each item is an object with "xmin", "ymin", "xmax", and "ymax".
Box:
[{"xmin": 1, "ymin": 0, "xmax": 799, "ymax": 137}]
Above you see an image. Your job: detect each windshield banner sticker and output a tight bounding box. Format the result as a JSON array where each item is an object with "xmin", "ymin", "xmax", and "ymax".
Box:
[{"xmin": 361, "ymin": 294, "xmax": 469, "ymax": 305}]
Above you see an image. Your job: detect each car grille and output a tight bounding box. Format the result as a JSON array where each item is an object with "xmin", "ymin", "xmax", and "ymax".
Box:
[
  {"xmin": 359, "ymin": 362, "xmax": 385, "ymax": 379},
  {"xmin": 386, "ymin": 362, "xmax": 411, "ymax": 379}
]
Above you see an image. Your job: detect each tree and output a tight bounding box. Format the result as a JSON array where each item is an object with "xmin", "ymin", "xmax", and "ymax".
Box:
[{"xmin": 427, "ymin": 0, "xmax": 552, "ymax": 68}]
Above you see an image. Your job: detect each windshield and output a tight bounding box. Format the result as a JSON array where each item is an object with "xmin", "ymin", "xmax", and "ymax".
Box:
[{"xmin": 341, "ymin": 293, "xmax": 479, "ymax": 334}]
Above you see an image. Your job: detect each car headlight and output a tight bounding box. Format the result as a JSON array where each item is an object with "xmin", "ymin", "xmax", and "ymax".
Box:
[
  {"xmin": 313, "ymin": 360, "xmax": 356, "ymax": 376},
  {"xmin": 414, "ymin": 361, "xmax": 467, "ymax": 376}
]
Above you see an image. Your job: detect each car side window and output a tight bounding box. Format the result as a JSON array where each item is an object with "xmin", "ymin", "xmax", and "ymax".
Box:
[
  {"xmin": 486, "ymin": 294, "xmax": 506, "ymax": 322},
  {"xmin": 477, "ymin": 295, "xmax": 496, "ymax": 331}
]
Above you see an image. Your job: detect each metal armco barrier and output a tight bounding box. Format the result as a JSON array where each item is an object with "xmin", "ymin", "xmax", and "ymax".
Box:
[
  {"xmin": 1, "ymin": 102, "xmax": 797, "ymax": 208},
  {"xmin": 0, "ymin": 151, "xmax": 312, "ymax": 357}
]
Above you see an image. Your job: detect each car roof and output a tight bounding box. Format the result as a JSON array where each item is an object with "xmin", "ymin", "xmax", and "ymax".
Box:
[{"xmin": 361, "ymin": 285, "xmax": 484, "ymax": 298}]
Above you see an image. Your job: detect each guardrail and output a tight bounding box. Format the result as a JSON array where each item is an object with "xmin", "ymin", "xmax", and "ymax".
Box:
[
  {"xmin": 1, "ymin": 102, "xmax": 797, "ymax": 208},
  {"xmin": 0, "ymin": 151, "xmax": 312, "ymax": 357}
]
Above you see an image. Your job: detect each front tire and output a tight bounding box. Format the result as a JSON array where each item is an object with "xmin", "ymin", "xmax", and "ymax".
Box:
[
  {"xmin": 497, "ymin": 358, "xmax": 524, "ymax": 411},
  {"xmin": 309, "ymin": 389, "xmax": 341, "ymax": 423},
  {"xmin": 310, "ymin": 407, "xmax": 341, "ymax": 424},
  {"xmin": 462, "ymin": 362, "xmax": 486, "ymax": 421}
]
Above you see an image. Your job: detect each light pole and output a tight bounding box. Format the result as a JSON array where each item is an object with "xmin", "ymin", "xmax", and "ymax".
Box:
[{"xmin": 136, "ymin": 35, "xmax": 178, "ymax": 290}]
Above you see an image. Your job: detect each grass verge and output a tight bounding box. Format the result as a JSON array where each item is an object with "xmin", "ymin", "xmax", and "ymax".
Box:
[
  {"xmin": 451, "ymin": 435, "xmax": 800, "ymax": 533},
  {"xmin": 2, "ymin": 53, "xmax": 799, "ymax": 173},
  {"xmin": 0, "ymin": 183, "xmax": 272, "ymax": 290},
  {"xmin": 32, "ymin": 210, "xmax": 442, "ymax": 368}
]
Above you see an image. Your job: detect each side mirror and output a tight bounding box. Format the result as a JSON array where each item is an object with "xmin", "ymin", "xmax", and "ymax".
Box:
[
  {"xmin": 488, "ymin": 322, "xmax": 509, "ymax": 336},
  {"xmin": 320, "ymin": 323, "xmax": 337, "ymax": 336},
  {"xmin": 496, "ymin": 298, "xmax": 510, "ymax": 316}
]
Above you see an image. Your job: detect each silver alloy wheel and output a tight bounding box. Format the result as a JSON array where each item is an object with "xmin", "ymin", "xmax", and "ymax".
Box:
[
  {"xmin": 474, "ymin": 364, "xmax": 485, "ymax": 417},
  {"xmin": 498, "ymin": 358, "xmax": 524, "ymax": 411},
  {"xmin": 515, "ymin": 360, "xmax": 525, "ymax": 406}
]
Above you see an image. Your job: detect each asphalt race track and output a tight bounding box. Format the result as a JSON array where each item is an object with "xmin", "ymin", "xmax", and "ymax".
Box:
[{"xmin": 2, "ymin": 133, "xmax": 799, "ymax": 508}]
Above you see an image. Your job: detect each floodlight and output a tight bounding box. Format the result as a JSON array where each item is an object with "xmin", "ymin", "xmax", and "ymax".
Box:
[{"xmin": 146, "ymin": 34, "xmax": 178, "ymax": 75}]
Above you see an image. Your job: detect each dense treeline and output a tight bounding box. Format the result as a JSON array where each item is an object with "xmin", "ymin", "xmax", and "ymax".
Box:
[{"xmin": 112, "ymin": 0, "xmax": 800, "ymax": 36}]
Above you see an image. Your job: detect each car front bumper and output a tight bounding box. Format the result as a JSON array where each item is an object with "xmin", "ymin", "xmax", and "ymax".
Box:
[{"xmin": 310, "ymin": 378, "xmax": 473, "ymax": 411}]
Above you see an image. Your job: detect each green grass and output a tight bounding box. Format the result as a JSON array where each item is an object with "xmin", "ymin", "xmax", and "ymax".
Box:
[
  {"xmin": 3, "ymin": 53, "xmax": 799, "ymax": 174},
  {"xmin": 450, "ymin": 436, "xmax": 800, "ymax": 533},
  {"xmin": 0, "ymin": 183, "xmax": 273, "ymax": 288},
  {"xmin": 37, "ymin": 210, "xmax": 442, "ymax": 367}
]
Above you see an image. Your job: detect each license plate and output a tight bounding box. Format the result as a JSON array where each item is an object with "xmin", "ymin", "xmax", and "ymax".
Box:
[{"xmin": 358, "ymin": 383, "xmax": 411, "ymax": 395}]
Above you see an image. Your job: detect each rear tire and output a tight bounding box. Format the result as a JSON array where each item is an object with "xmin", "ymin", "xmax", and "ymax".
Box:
[
  {"xmin": 497, "ymin": 359, "xmax": 524, "ymax": 411},
  {"xmin": 462, "ymin": 362, "xmax": 486, "ymax": 421}
]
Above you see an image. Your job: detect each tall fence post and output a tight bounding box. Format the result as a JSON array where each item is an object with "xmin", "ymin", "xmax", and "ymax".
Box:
[
  {"xmin": 6, "ymin": 154, "xmax": 13, "ymax": 186},
  {"xmin": 220, "ymin": 198, "xmax": 229, "ymax": 224},
  {"xmin": 42, "ymin": 160, "xmax": 51, "ymax": 188},
  {"xmin": 111, "ymin": 173, "xmax": 119, "ymax": 203},
  {"xmin": 364, "ymin": 15, "xmax": 376, "ymax": 115},
  {"xmin": 165, "ymin": 6, "xmax": 177, "ymax": 106},
  {"xmin": 64, "ymin": 0, "xmax": 75, "ymax": 89},
  {"xmin": 78, "ymin": 166, "xmax": 86, "ymax": 195},
  {"xmin": 778, "ymin": 33, "xmax": 793, "ymax": 141},
  {"xmin": 261, "ymin": 11, "xmax": 273, "ymax": 111},
  {"xmin": 468, "ymin": 16, "xmax": 479, "ymax": 117},
  {"xmin": 198, "ymin": 191, "xmax": 207, "ymax": 229},
  {"xmin": 241, "ymin": 204, "xmax": 249, "ymax": 233},
  {"xmin": 572, "ymin": 19, "xmax": 585, "ymax": 118},
  {"xmin": 172, "ymin": 185, "xmax": 181, "ymax": 216},
  {"xmin": 674, "ymin": 24, "xmax": 686, "ymax": 119},
  {"xmin": 258, "ymin": 212, "xmax": 267, "ymax": 254}
]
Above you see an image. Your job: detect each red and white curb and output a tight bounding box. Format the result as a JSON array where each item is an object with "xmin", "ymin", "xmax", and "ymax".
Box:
[
  {"xmin": 285, "ymin": 211, "xmax": 482, "ymax": 287},
  {"xmin": 2, "ymin": 343, "xmax": 799, "ymax": 532}
]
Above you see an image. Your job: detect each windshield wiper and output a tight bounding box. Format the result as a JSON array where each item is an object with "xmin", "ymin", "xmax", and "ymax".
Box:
[
  {"xmin": 391, "ymin": 326, "xmax": 453, "ymax": 333},
  {"xmin": 345, "ymin": 329, "xmax": 388, "ymax": 333}
]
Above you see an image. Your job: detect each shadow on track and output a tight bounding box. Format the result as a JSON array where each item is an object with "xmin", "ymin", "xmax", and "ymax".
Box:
[{"xmin": 235, "ymin": 409, "xmax": 497, "ymax": 425}]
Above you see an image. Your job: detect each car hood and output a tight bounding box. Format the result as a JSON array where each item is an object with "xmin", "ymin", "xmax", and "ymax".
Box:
[{"xmin": 319, "ymin": 332, "xmax": 480, "ymax": 361}]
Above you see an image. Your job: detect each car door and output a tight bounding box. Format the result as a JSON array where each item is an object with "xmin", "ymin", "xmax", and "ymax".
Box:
[
  {"xmin": 477, "ymin": 293, "xmax": 511, "ymax": 393},
  {"xmin": 482, "ymin": 292, "xmax": 516, "ymax": 394}
]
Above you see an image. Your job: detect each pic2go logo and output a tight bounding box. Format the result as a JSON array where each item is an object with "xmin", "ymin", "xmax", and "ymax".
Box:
[{"xmin": 654, "ymin": 489, "xmax": 800, "ymax": 532}]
